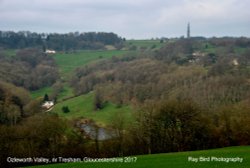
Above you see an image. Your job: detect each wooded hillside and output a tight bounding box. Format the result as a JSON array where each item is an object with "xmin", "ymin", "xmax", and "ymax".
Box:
[{"xmin": 1, "ymin": 36, "xmax": 250, "ymax": 167}]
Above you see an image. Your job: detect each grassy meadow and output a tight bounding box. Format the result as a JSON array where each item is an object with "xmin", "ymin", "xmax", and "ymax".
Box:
[
  {"xmin": 50, "ymin": 92, "xmax": 133, "ymax": 127},
  {"xmin": 31, "ymin": 87, "xmax": 53, "ymax": 99},
  {"xmin": 126, "ymin": 39, "xmax": 164, "ymax": 49},
  {"xmin": 53, "ymin": 50, "xmax": 129, "ymax": 77},
  {"xmin": 3, "ymin": 49, "xmax": 17, "ymax": 57},
  {"xmin": 31, "ymin": 85, "xmax": 74, "ymax": 101},
  {"xmin": 25, "ymin": 146, "xmax": 250, "ymax": 168}
]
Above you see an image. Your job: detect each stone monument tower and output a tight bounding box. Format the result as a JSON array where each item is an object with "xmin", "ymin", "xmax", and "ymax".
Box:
[{"xmin": 187, "ymin": 22, "xmax": 190, "ymax": 38}]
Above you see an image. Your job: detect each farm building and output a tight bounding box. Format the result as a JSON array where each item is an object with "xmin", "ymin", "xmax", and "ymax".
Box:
[
  {"xmin": 42, "ymin": 101, "xmax": 54, "ymax": 111},
  {"xmin": 45, "ymin": 49, "xmax": 56, "ymax": 54}
]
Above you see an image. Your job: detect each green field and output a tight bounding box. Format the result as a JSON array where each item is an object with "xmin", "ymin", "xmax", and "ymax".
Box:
[
  {"xmin": 2, "ymin": 49, "xmax": 17, "ymax": 57},
  {"xmin": 126, "ymin": 40, "xmax": 164, "ymax": 49},
  {"xmin": 25, "ymin": 146, "xmax": 250, "ymax": 168},
  {"xmin": 201, "ymin": 43, "xmax": 248, "ymax": 54},
  {"xmin": 56, "ymin": 85, "xmax": 74, "ymax": 101},
  {"xmin": 31, "ymin": 87, "xmax": 52, "ymax": 99},
  {"xmin": 50, "ymin": 92, "xmax": 133, "ymax": 127},
  {"xmin": 31, "ymin": 85, "xmax": 74, "ymax": 101},
  {"xmin": 53, "ymin": 50, "xmax": 129, "ymax": 77},
  {"xmin": 234, "ymin": 47, "xmax": 248, "ymax": 54}
]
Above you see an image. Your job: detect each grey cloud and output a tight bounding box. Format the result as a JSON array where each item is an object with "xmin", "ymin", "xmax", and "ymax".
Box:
[{"xmin": 0, "ymin": 0, "xmax": 249, "ymax": 38}]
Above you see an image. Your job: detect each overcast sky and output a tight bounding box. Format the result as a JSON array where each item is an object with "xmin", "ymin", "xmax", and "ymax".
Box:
[{"xmin": 0, "ymin": 0, "xmax": 249, "ymax": 39}]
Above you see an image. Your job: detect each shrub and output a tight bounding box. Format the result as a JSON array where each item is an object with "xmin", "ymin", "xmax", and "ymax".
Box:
[{"xmin": 62, "ymin": 106, "xmax": 70, "ymax": 113}]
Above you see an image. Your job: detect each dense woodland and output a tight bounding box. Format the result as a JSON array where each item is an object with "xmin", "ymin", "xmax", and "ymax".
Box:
[
  {"xmin": 1, "ymin": 35, "xmax": 250, "ymax": 167},
  {"xmin": 0, "ymin": 31, "xmax": 124, "ymax": 51},
  {"xmin": 0, "ymin": 49, "xmax": 59, "ymax": 90}
]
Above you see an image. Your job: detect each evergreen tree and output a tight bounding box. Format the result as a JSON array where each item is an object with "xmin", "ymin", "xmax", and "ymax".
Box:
[
  {"xmin": 62, "ymin": 106, "xmax": 70, "ymax": 113},
  {"xmin": 43, "ymin": 93, "xmax": 49, "ymax": 102}
]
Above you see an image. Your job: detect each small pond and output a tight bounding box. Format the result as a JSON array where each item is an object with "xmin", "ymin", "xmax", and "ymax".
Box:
[{"xmin": 79, "ymin": 123, "xmax": 116, "ymax": 141}]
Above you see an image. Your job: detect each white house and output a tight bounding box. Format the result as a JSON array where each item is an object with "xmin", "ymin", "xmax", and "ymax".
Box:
[
  {"xmin": 45, "ymin": 49, "xmax": 56, "ymax": 54},
  {"xmin": 232, "ymin": 59, "xmax": 239, "ymax": 66},
  {"xmin": 42, "ymin": 101, "xmax": 54, "ymax": 112}
]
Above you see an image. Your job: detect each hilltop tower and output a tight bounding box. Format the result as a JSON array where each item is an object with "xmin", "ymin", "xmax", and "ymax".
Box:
[{"xmin": 187, "ymin": 22, "xmax": 190, "ymax": 38}]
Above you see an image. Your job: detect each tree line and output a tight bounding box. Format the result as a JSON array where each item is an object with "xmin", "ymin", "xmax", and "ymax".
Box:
[{"xmin": 0, "ymin": 31, "xmax": 124, "ymax": 51}]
